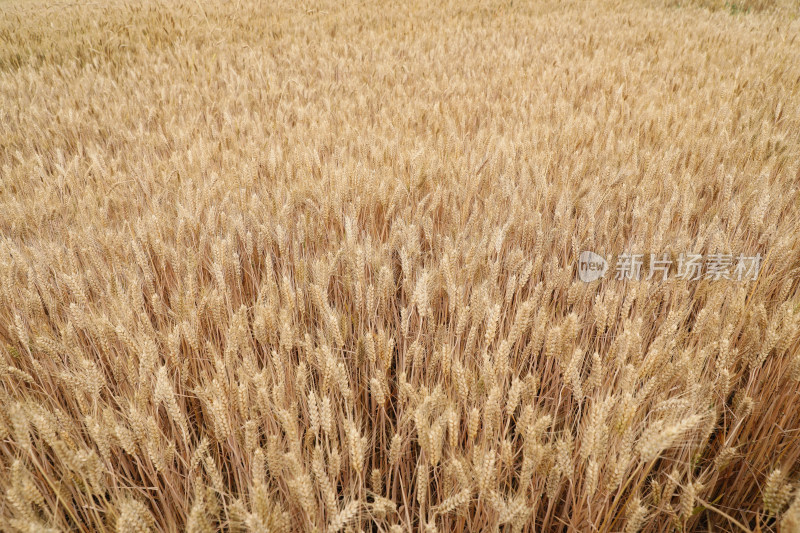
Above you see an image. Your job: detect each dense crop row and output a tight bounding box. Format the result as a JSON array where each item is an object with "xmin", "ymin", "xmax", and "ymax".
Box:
[{"xmin": 1, "ymin": 0, "xmax": 799, "ymax": 531}]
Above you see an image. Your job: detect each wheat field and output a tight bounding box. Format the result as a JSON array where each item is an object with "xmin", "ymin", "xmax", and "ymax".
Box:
[{"xmin": 1, "ymin": 0, "xmax": 800, "ymax": 531}]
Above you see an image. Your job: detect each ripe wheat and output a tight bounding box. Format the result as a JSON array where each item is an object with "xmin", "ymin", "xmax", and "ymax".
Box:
[{"xmin": 1, "ymin": 0, "xmax": 800, "ymax": 531}]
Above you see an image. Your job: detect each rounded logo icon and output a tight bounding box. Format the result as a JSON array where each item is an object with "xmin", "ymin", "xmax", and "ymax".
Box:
[{"xmin": 578, "ymin": 251, "xmax": 608, "ymax": 282}]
